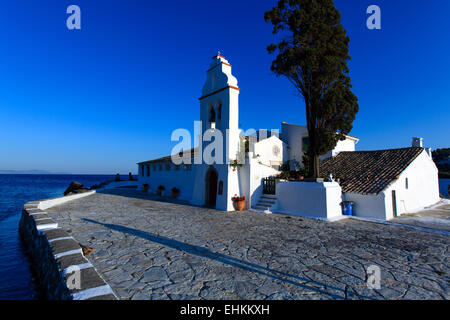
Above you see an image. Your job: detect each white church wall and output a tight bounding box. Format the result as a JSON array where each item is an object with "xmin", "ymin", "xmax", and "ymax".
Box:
[
  {"xmin": 253, "ymin": 136, "xmax": 284, "ymax": 168},
  {"xmin": 221, "ymin": 165, "xmax": 237, "ymax": 211},
  {"xmin": 236, "ymin": 160, "xmax": 251, "ymax": 210},
  {"xmin": 138, "ymin": 163, "xmax": 195, "ymax": 201},
  {"xmin": 275, "ymin": 181, "xmax": 343, "ymax": 220},
  {"xmin": 190, "ymin": 163, "xmax": 237, "ymax": 211},
  {"xmin": 190, "ymin": 165, "xmax": 207, "ymax": 206}
]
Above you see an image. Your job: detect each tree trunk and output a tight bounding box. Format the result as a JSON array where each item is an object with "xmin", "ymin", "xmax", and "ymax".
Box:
[{"xmin": 313, "ymin": 154, "xmax": 320, "ymax": 178}]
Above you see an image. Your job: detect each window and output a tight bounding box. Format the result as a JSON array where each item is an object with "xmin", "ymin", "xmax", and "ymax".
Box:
[
  {"xmin": 218, "ymin": 181, "xmax": 223, "ymax": 195},
  {"xmin": 165, "ymin": 163, "xmax": 171, "ymax": 171},
  {"xmin": 141, "ymin": 165, "xmax": 145, "ymax": 176},
  {"xmin": 208, "ymin": 104, "xmax": 216, "ymax": 123},
  {"xmin": 146, "ymin": 165, "xmax": 150, "ymax": 177},
  {"xmin": 302, "ymin": 137, "xmax": 310, "ymax": 152},
  {"xmin": 158, "ymin": 164, "xmax": 162, "ymax": 171},
  {"xmin": 175, "ymin": 164, "xmax": 180, "ymax": 171},
  {"xmin": 217, "ymin": 102, "xmax": 222, "ymax": 121},
  {"xmin": 405, "ymin": 178, "xmax": 409, "ymax": 189},
  {"xmin": 153, "ymin": 164, "xmax": 157, "ymax": 171}
]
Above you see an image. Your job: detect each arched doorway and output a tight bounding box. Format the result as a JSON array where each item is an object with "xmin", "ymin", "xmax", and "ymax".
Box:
[{"xmin": 205, "ymin": 166, "xmax": 218, "ymax": 207}]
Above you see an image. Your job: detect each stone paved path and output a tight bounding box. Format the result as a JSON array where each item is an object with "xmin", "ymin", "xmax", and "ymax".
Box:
[
  {"xmin": 391, "ymin": 201, "xmax": 450, "ymax": 233},
  {"xmin": 46, "ymin": 189, "xmax": 450, "ymax": 300}
]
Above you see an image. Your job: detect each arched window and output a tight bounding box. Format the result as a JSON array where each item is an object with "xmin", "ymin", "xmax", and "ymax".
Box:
[{"xmin": 209, "ymin": 106, "xmax": 216, "ymax": 123}]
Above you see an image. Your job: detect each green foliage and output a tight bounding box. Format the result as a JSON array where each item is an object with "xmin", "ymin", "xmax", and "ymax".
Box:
[
  {"xmin": 302, "ymin": 153, "xmax": 311, "ymax": 177},
  {"xmin": 276, "ymin": 162, "xmax": 308, "ymax": 180},
  {"xmin": 432, "ymin": 148, "xmax": 450, "ymax": 178},
  {"xmin": 265, "ymin": 0, "xmax": 359, "ymax": 177},
  {"xmin": 432, "ymin": 148, "xmax": 450, "ymax": 163},
  {"xmin": 439, "ymin": 171, "xmax": 450, "ymax": 179}
]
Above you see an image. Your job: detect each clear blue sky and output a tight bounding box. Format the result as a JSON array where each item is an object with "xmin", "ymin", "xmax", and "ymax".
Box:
[{"xmin": 0, "ymin": 0, "xmax": 449, "ymax": 174}]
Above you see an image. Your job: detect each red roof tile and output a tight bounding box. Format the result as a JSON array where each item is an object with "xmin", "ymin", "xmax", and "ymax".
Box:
[{"xmin": 320, "ymin": 147, "xmax": 424, "ymax": 194}]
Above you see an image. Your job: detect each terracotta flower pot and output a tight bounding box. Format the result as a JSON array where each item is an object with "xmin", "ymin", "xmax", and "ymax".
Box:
[{"xmin": 234, "ymin": 199, "xmax": 245, "ymax": 211}]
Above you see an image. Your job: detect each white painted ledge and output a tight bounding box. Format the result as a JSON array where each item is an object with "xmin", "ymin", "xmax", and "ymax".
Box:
[
  {"xmin": 72, "ymin": 284, "xmax": 115, "ymax": 300},
  {"xmin": 38, "ymin": 190, "xmax": 96, "ymax": 210}
]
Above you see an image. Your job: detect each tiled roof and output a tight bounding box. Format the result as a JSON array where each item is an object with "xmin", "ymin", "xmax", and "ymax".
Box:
[
  {"xmin": 137, "ymin": 148, "xmax": 199, "ymax": 164},
  {"xmin": 320, "ymin": 147, "xmax": 425, "ymax": 194}
]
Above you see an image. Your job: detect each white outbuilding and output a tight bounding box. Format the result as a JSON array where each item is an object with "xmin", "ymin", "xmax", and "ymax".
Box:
[{"xmin": 320, "ymin": 145, "xmax": 440, "ymax": 220}]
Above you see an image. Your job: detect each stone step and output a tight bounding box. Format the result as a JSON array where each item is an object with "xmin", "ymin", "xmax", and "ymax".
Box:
[
  {"xmin": 253, "ymin": 205, "xmax": 271, "ymax": 210},
  {"xmin": 261, "ymin": 194, "xmax": 277, "ymax": 200},
  {"xmin": 258, "ymin": 199, "xmax": 277, "ymax": 205},
  {"xmin": 256, "ymin": 201, "xmax": 275, "ymax": 207}
]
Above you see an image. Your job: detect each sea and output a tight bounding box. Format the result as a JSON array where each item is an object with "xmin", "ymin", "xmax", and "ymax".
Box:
[
  {"xmin": 439, "ymin": 178, "xmax": 450, "ymax": 198},
  {"xmin": 0, "ymin": 174, "xmax": 115, "ymax": 300}
]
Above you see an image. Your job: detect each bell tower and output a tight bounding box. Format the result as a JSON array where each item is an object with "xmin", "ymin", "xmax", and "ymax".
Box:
[
  {"xmin": 191, "ymin": 53, "xmax": 242, "ymax": 211},
  {"xmin": 199, "ymin": 53, "xmax": 240, "ymax": 164}
]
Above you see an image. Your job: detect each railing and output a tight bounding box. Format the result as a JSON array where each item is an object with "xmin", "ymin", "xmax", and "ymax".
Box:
[{"xmin": 263, "ymin": 177, "xmax": 276, "ymax": 195}]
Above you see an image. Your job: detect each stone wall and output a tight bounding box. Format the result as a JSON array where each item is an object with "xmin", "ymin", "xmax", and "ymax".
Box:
[{"xmin": 19, "ymin": 194, "xmax": 117, "ymax": 300}]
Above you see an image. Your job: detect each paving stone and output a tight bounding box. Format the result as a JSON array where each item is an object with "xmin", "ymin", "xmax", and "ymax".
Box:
[{"xmin": 140, "ymin": 267, "xmax": 168, "ymax": 283}]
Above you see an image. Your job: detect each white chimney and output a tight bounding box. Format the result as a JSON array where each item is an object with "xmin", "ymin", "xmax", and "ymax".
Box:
[{"xmin": 412, "ymin": 137, "xmax": 423, "ymax": 148}]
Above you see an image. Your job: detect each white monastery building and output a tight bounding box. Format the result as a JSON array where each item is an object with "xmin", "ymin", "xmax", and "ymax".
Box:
[{"xmin": 137, "ymin": 54, "xmax": 441, "ymax": 221}]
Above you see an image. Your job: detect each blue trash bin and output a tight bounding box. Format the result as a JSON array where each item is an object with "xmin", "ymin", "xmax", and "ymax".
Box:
[{"xmin": 341, "ymin": 201, "xmax": 354, "ymax": 216}]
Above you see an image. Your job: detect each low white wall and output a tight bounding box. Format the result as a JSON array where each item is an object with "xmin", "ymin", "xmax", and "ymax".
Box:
[
  {"xmin": 248, "ymin": 155, "xmax": 280, "ymax": 208},
  {"xmin": 275, "ymin": 181, "xmax": 343, "ymax": 220}
]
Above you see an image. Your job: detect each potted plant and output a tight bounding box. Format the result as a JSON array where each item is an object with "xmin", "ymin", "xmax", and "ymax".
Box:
[
  {"xmin": 157, "ymin": 185, "xmax": 165, "ymax": 196},
  {"xmin": 143, "ymin": 184, "xmax": 149, "ymax": 192},
  {"xmin": 229, "ymin": 159, "xmax": 243, "ymax": 172},
  {"xmin": 232, "ymin": 194, "xmax": 246, "ymax": 211},
  {"xmin": 171, "ymin": 187, "xmax": 180, "ymax": 199}
]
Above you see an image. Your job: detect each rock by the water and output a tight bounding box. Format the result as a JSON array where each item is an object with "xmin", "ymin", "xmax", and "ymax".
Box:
[
  {"xmin": 73, "ymin": 188, "xmax": 89, "ymax": 194},
  {"xmin": 90, "ymin": 181, "xmax": 109, "ymax": 190},
  {"xmin": 64, "ymin": 181, "xmax": 85, "ymax": 196}
]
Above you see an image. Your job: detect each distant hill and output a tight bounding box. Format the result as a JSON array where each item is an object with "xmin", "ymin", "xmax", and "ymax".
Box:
[
  {"xmin": 432, "ymin": 148, "xmax": 450, "ymax": 179},
  {"xmin": 0, "ymin": 170, "xmax": 69, "ymax": 175}
]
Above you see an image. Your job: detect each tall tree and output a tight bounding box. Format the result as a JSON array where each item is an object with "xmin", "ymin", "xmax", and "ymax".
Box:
[{"xmin": 265, "ymin": 0, "xmax": 359, "ymax": 178}]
